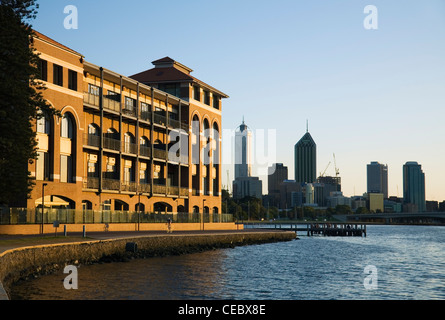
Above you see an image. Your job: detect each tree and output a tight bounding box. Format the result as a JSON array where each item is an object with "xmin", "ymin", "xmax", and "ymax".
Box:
[{"xmin": 0, "ymin": 0, "xmax": 57, "ymax": 205}]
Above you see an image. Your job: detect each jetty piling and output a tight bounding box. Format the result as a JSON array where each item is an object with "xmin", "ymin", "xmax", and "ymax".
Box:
[{"xmin": 244, "ymin": 222, "xmax": 367, "ymax": 237}]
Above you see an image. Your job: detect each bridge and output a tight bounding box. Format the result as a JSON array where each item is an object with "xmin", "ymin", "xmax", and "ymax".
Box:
[{"xmin": 334, "ymin": 212, "xmax": 445, "ymax": 224}]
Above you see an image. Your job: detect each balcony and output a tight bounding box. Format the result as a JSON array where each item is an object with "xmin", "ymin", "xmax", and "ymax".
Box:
[
  {"xmin": 153, "ymin": 147, "xmax": 167, "ymax": 160},
  {"xmin": 121, "ymin": 181, "xmax": 137, "ymax": 193},
  {"xmin": 153, "ymin": 113, "xmax": 166, "ymax": 126},
  {"xmin": 140, "ymin": 110, "xmax": 151, "ymax": 122},
  {"xmin": 122, "ymin": 107, "xmax": 136, "ymax": 118},
  {"xmin": 83, "ymin": 176, "xmax": 99, "ymax": 190},
  {"xmin": 123, "ymin": 142, "xmax": 138, "ymax": 155},
  {"xmin": 103, "ymin": 136, "xmax": 121, "ymax": 151},
  {"xmin": 139, "ymin": 182, "xmax": 151, "ymax": 194},
  {"xmin": 140, "ymin": 145, "xmax": 151, "ymax": 158},
  {"xmin": 103, "ymin": 96, "xmax": 120, "ymax": 113},
  {"xmin": 83, "ymin": 133, "xmax": 100, "ymax": 148},
  {"xmin": 102, "ymin": 178, "xmax": 120, "ymax": 191},
  {"xmin": 84, "ymin": 92, "xmax": 100, "ymax": 107}
]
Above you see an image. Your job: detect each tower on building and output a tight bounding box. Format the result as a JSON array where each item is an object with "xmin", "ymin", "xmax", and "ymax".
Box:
[{"xmin": 294, "ymin": 125, "xmax": 316, "ymax": 184}]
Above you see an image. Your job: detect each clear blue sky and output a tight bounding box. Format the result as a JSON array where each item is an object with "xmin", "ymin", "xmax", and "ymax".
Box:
[{"xmin": 32, "ymin": 0, "xmax": 445, "ymax": 201}]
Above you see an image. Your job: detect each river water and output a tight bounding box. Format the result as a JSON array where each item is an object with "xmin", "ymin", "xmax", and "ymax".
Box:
[{"xmin": 9, "ymin": 225, "xmax": 445, "ymax": 300}]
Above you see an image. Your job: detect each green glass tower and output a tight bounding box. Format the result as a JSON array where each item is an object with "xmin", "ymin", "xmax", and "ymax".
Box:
[
  {"xmin": 403, "ymin": 161, "xmax": 426, "ymax": 212},
  {"xmin": 294, "ymin": 127, "xmax": 316, "ymax": 184}
]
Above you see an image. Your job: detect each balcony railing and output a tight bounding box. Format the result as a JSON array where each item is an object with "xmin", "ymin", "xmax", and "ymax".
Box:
[
  {"xmin": 84, "ymin": 92, "xmax": 100, "ymax": 107},
  {"xmin": 102, "ymin": 178, "xmax": 120, "ymax": 191},
  {"xmin": 103, "ymin": 136, "xmax": 121, "ymax": 151},
  {"xmin": 140, "ymin": 111, "xmax": 151, "ymax": 122},
  {"xmin": 83, "ymin": 133, "xmax": 100, "ymax": 148},
  {"xmin": 121, "ymin": 181, "xmax": 137, "ymax": 192},
  {"xmin": 153, "ymin": 147, "xmax": 167, "ymax": 160},
  {"xmin": 140, "ymin": 145, "xmax": 151, "ymax": 157},
  {"xmin": 83, "ymin": 176, "xmax": 99, "ymax": 189},
  {"xmin": 103, "ymin": 96, "xmax": 120, "ymax": 113},
  {"xmin": 153, "ymin": 113, "xmax": 166, "ymax": 126},
  {"xmin": 123, "ymin": 142, "xmax": 138, "ymax": 154},
  {"xmin": 122, "ymin": 107, "xmax": 136, "ymax": 118},
  {"xmin": 139, "ymin": 182, "xmax": 151, "ymax": 194}
]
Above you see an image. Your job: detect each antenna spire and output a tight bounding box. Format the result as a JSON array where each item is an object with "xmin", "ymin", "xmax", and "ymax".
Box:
[{"xmin": 306, "ymin": 119, "xmax": 308, "ymax": 132}]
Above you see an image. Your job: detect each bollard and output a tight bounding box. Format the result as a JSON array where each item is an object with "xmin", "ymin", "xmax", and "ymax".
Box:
[
  {"xmin": 64, "ymin": 225, "xmax": 67, "ymax": 237},
  {"xmin": 82, "ymin": 225, "xmax": 86, "ymax": 238}
]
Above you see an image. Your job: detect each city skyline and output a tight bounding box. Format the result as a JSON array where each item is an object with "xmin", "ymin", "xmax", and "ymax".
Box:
[{"xmin": 31, "ymin": 0, "xmax": 445, "ymax": 201}]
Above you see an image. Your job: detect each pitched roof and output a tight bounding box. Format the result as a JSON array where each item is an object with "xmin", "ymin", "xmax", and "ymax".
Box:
[
  {"xmin": 32, "ymin": 30, "xmax": 83, "ymax": 57},
  {"xmin": 130, "ymin": 57, "xmax": 229, "ymax": 98}
]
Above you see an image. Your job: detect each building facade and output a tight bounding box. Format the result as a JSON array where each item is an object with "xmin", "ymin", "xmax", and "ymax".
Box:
[
  {"xmin": 27, "ymin": 32, "xmax": 228, "ymax": 216},
  {"xmin": 294, "ymin": 129, "xmax": 316, "ymax": 184},
  {"xmin": 403, "ymin": 161, "xmax": 426, "ymax": 212},
  {"xmin": 367, "ymin": 161, "xmax": 388, "ymax": 199}
]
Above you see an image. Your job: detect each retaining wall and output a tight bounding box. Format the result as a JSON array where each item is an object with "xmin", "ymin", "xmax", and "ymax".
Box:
[{"xmin": 0, "ymin": 231, "xmax": 296, "ymax": 300}]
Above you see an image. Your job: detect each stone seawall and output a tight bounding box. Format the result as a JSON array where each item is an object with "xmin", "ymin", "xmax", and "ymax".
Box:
[{"xmin": 0, "ymin": 231, "xmax": 296, "ymax": 299}]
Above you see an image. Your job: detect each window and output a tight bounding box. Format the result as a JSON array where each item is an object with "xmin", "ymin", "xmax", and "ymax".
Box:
[
  {"xmin": 140, "ymin": 102, "xmax": 150, "ymax": 120},
  {"xmin": 124, "ymin": 97, "xmax": 136, "ymax": 111},
  {"xmin": 36, "ymin": 111, "xmax": 50, "ymax": 134},
  {"xmin": 203, "ymin": 90, "xmax": 210, "ymax": 105},
  {"xmin": 68, "ymin": 70, "xmax": 77, "ymax": 91},
  {"xmin": 88, "ymin": 84, "xmax": 100, "ymax": 96},
  {"xmin": 36, "ymin": 151, "xmax": 50, "ymax": 181},
  {"xmin": 158, "ymin": 83, "xmax": 180, "ymax": 97},
  {"xmin": 213, "ymin": 95, "xmax": 220, "ymax": 109},
  {"xmin": 193, "ymin": 86, "xmax": 200, "ymax": 101},
  {"xmin": 61, "ymin": 114, "xmax": 74, "ymax": 139},
  {"xmin": 38, "ymin": 59, "xmax": 47, "ymax": 81},
  {"xmin": 53, "ymin": 64, "xmax": 63, "ymax": 86},
  {"xmin": 60, "ymin": 155, "xmax": 73, "ymax": 183}
]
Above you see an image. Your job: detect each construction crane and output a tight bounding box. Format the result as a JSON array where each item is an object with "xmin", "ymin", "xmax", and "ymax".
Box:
[
  {"xmin": 333, "ymin": 153, "xmax": 339, "ymax": 177},
  {"xmin": 319, "ymin": 161, "xmax": 331, "ymax": 177}
]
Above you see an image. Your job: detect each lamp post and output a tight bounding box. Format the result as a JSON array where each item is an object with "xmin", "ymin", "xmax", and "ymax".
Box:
[
  {"xmin": 202, "ymin": 199, "xmax": 206, "ymax": 231},
  {"xmin": 41, "ymin": 183, "xmax": 47, "ymax": 235},
  {"xmin": 138, "ymin": 192, "xmax": 142, "ymax": 231}
]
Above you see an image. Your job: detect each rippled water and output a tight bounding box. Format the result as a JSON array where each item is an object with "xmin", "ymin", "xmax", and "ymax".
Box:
[{"xmin": 10, "ymin": 225, "xmax": 445, "ymax": 300}]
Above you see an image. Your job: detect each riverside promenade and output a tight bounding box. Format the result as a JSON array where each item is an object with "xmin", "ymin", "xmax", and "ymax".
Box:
[{"xmin": 0, "ymin": 229, "xmax": 296, "ymax": 300}]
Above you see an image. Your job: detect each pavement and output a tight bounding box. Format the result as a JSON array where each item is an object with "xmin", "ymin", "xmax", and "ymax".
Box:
[{"xmin": 0, "ymin": 228, "xmax": 286, "ymax": 254}]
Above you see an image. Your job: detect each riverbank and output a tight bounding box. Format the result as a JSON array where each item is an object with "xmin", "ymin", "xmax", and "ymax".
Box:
[{"xmin": 0, "ymin": 230, "xmax": 296, "ymax": 300}]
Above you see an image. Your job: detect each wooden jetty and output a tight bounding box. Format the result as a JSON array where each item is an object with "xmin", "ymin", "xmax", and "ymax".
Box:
[{"xmin": 243, "ymin": 222, "xmax": 367, "ymax": 237}]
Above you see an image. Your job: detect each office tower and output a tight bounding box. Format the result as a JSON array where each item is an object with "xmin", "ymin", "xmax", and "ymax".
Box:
[
  {"xmin": 294, "ymin": 128, "xmax": 316, "ymax": 184},
  {"xmin": 403, "ymin": 162, "xmax": 426, "ymax": 212},
  {"xmin": 367, "ymin": 162, "xmax": 388, "ymax": 199},
  {"xmin": 234, "ymin": 119, "xmax": 252, "ymax": 179},
  {"xmin": 232, "ymin": 119, "xmax": 262, "ymax": 199},
  {"xmin": 23, "ymin": 31, "xmax": 228, "ymax": 216},
  {"xmin": 267, "ymin": 163, "xmax": 288, "ymax": 202}
]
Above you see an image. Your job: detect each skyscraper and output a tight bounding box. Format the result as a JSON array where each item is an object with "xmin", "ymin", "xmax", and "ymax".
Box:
[
  {"xmin": 267, "ymin": 163, "xmax": 288, "ymax": 207},
  {"xmin": 403, "ymin": 162, "xmax": 426, "ymax": 212},
  {"xmin": 294, "ymin": 127, "xmax": 316, "ymax": 184},
  {"xmin": 234, "ymin": 118, "xmax": 252, "ymax": 179},
  {"xmin": 367, "ymin": 161, "xmax": 388, "ymax": 199},
  {"xmin": 232, "ymin": 119, "xmax": 262, "ymax": 199}
]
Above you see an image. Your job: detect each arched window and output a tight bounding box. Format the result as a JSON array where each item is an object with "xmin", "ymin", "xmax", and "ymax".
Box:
[
  {"xmin": 124, "ymin": 132, "xmax": 135, "ymax": 153},
  {"xmin": 37, "ymin": 110, "xmax": 50, "ymax": 134},
  {"xmin": 61, "ymin": 113, "xmax": 74, "ymax": 139},
  {"xmin": 36, "ymin": 110, "xmax": 51, "ymax": 181},
  {"xmin": 60, "ymin": 113, "xmax": 75, "ymax": 183},
  {"xmin": 140, "ymin": 136, "xmax": 150, "ymax": 157}
]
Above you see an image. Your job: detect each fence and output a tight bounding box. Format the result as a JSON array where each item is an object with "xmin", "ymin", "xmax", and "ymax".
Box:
[{"xmin": 0, "ymin": 208, "xmax": 233, "ymax": 225}]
